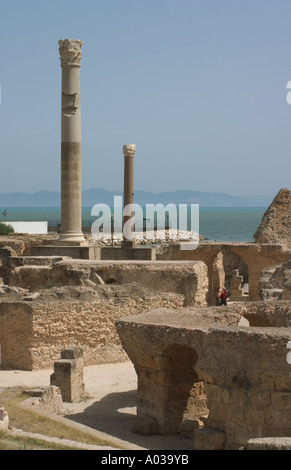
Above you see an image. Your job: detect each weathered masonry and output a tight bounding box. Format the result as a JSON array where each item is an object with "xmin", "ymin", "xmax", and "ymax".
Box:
[
  {"xmin": 0, "ymin": 259, "xmax": 207, "ymax": 370},
  {"xmin": 157, "ymin": 241, "xmax": 291, "ymax": 304},
  {"xmin": 116, "ymin": 305, "xmax": 291, "ymax": 450}
]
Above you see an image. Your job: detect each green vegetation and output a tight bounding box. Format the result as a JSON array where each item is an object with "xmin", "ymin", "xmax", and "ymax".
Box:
[
  {"xmin": 0, "ymin": 388, "xmax": 122, "ymax": 450},
  {"xmin": 0, "ymin": 223, "xmax": 14, "ymax": 235},
  {"xmin": 0, "ymin": 430, "xmax": 83, "ymax": 450}
]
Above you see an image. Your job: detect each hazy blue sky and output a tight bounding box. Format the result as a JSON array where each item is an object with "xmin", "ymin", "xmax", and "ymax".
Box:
[{"xmin": 1, "ymin": 0, "xmax": 291, "ymax": 199}]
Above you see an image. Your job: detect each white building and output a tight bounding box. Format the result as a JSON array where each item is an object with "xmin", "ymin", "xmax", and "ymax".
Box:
[{"xmin": 3, "ymin": 221, "xmax": 48, "ymax": 234}]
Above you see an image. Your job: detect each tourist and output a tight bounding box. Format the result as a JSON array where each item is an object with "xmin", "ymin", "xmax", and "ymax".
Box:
[{"xmin": 220, "ymin": 287, "xmax": 228, "ymax": 306}]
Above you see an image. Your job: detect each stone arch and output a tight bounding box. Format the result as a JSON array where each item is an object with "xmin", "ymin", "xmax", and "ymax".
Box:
[
  {"xmin": 208, "ymin": 249, "xmax": 249, "ymax": 304},
  {"xmin": 156, "ymin": 344, "xmax": 208, "ymax": 434}
]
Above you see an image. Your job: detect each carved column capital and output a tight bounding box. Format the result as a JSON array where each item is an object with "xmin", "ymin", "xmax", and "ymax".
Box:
[
  {"xmin": 58, "ymin": 39, "xmax": 83, "ymax": 67},
  {"xmin": 123, "ymin": 144, "xmax": 136, "ymax": 157}
]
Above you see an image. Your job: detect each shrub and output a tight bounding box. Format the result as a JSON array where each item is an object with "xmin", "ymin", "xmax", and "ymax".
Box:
[{"xmin": 0, "ymin": 223, "xmax": 14, "ymax": 235}]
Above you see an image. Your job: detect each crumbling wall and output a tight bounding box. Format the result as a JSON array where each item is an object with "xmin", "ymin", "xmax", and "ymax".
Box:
[
  {"xmin": 260, "ymin": 260, "xmax": 291, "ymax": 301},
  {"xmin": 0, "ymin": 284, "xmax": 186, "ymax": 370},
  {"xmin": 8, "ymin": 258, "xmax": 208, "ymax": 308},
  {"xmin": 254, "ymin": 188, "xmax": 291, "ymax": 248},
  {"xmin": 0, "ymin": 247, "xmax": 17, "ymax": 285},
  {"xmin": 196, "ymin": 326, "xmax": 291, "ymax": 449},
  {"xmin": 0, "ymin": 303, "xmax": 34, "ymax": 370},
  {"xmin": 116, "ymin": 305, "xmax": 291, "ymax": 450},
  {"xmin": 230, "ymin": 300, "xmax": 291, "ymax": 327},
  {"xmin": 0, "ymin": 234, "xmax": 59, "ymax": 256}
]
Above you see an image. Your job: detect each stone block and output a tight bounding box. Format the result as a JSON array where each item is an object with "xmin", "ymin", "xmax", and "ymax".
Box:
[
  {"xmin": 261, "ymin": 427, "xmax": 291, "ymax": 438},
  {"xmin": 194, "ymin": 427, "xmax": 225, "ymax": 450},
  {"xmin": 22, "ymin": 292, "xmax": 40, "ymax": 301},
  {"xmin": 247, "ymin": 437, "xmax": 291, "ymax": 450},
  {"xmin": 205, "ymin": 383, "xmax": 230, "ymax": 405},
  {"xmin": 101, "ymin": 246, "xmax": 156, "ymax": 260},
  {"xmin": 179, "ymin": 418, "xmax": 203, "ymax": 438},
  {"xmin": 50, "ymin": 347, "xmax": 84, "ymax": 403},
  {"xmin": 31, "ymin": 245, "xmax": 100, "ymax": 260},
  {"xmin": 23, "ymin": 386, "xmax": 63, "ymax": 414},
  {"xmin": 233, "ymin": 424, "xmax": 262, "ymax": 447},
  {"xmin": 61, "ymin": 346, "xmax": 84, "ymax": 360},
  {"xmin": 243, "ymin": 407, "xmax": 265, "ymax": 426},
  {"xmin": 274, "ymin": 376, "xmax": 291, "ymax": 391},
  {"xmin": 133, "ymin": 415, "xmax": 158, "ymax": 435},
  {"xmin": 226, "ymin": 405, "xmax": 244, "ymax": 424},
  {"xmin": 271, "ymin": 391, "xmax": 291, "ymax": 410}
]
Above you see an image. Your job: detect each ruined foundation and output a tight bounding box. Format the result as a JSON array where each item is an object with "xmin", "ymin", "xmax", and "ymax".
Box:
[
  {"xmin": 116, "ymin": 306, "xmax": 291, "ymax": 450},
  {"xmin": 0, "ymin": 258, "xmax": 208, "ymax": 370}
]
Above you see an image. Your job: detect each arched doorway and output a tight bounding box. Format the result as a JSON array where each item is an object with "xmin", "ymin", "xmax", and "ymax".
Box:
[
  {"xmin": 209, "ymin": 250, "xmax": 249, "ymax": 305},
  {"xmin": 157, "ymin": 344, "xmax": 208, "ymax": 434}
]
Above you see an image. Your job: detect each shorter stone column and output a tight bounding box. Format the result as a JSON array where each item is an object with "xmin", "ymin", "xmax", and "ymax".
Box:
[
  {"xmin": 50, "ymin": 346, "xmax": 84, "ymax": 403},
  {"xmin": 122, "ymin": 144, "xmax": 136, "ymax": 248}
]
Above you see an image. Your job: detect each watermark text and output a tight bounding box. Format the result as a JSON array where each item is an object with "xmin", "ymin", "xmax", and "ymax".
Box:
[{"xmin": 91, "ymin": 196, "xmax": 199, "ymax": 250}]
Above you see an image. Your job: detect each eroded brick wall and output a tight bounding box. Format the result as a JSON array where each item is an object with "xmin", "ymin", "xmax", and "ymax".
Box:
[
  {"xmin": 0, "ymin": 288, "xmax": 185, "ymax": 370},
  {"xmin": 0, "ymin": 303, "xmax": 34, "ymax": 370}
]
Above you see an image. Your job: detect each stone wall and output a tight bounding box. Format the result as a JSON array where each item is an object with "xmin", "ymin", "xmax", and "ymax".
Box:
[
  {"xmin": 0, "ymin": 234, "xmax": 59, "ymax": 256},
  {"xmin": 0, "ymin": 302, "xmax": 33, "ymax": 370},
  {"xmin": 0, "ymin": 254, "xmax": 208, "ymax": 370},
  {"xmin": 230, "ymin": 300, "xmax": 291, "ymax": 327},
  {"xmin": 260, "ymin": 260, "xmax": 291, "ymax": 301},
  {"xmin": 157, "ymin": 241, "xmax": 291, "ymax": 303},
  {"xmin": 0, "ymin": 283, "xmax": 189, "ymax": 370},
  {"xmin": 2, "ymin": 233, "xmax": 291, "ymax": 306},
  {"xmin": 7, "ymin": 258, "xmax": 208, "ymax": 308}
]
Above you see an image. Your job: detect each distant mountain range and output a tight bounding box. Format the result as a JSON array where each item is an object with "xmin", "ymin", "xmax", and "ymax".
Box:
[{"xmin": 0, "ymin": 188, "xmax": 271, "ymax": 208}]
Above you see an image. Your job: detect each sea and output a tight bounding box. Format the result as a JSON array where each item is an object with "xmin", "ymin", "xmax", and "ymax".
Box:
[{"xmin": 0, "ymin": 207, "xmax": 267, "ymax": 242}]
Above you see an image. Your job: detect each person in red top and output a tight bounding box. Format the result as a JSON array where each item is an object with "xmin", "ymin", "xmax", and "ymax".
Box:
[{"xmin": 220, "ymin": 288, "xmax": 228, "ymax": 305}]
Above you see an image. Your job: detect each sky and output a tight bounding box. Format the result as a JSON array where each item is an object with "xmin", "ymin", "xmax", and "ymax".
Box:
[{"xmin": 1, "ymin": 0, "xmax": 291, "ymax": 199}]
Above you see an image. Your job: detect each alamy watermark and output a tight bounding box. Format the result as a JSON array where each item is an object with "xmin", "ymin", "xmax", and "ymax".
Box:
[
  {"xmin": 287, "ymin": 81, "xmax": 291, "ymax": 104},
  {"xmin": 91, "ymin": 196, "xmax": 200, "ymax": 250}
]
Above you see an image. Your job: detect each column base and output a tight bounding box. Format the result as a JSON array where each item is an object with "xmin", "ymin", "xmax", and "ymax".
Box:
[
  {"xmin": 56, "ymin": 232, "xmax": 87, "ymax": 246},
  {"xmin": 101, "ymin": 246, "xmax": 156, "ymax": 260},
  {"xmin": 30, "ymin": 245, "xmax": 100, "ymax": 260},
  {"xmin": 122, "ymin": 239, "xmax": 137, "ymax": 249}
]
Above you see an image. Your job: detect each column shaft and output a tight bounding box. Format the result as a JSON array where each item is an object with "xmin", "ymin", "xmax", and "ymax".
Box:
[
  {"xmin": 57, "ymin": 39, "xmax": 86, "ymax": 246},
  {"xmin": 122, "ymin": 144, "xmax": 136, "ymax": 247}
]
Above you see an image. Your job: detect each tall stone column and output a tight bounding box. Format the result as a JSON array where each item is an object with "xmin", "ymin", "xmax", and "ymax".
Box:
[
  {"xmin": 122, "ymin": 144, "xmax": 136, "ymax": 248},
  {"xmin": 57, "ymin": 39, "xmax": 86, "ymax": 246}
]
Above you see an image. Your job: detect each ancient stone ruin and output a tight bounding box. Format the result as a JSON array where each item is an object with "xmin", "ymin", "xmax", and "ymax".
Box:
[
  {"xmin": 50, "ymin": 347, "xmax": 85, "ymax": 403},
  {"xmin": 254, "ymin": 188, "xmax": 291, "ymax": 247},
  {"xmin": 116, "ymin": 304, "xmax": 291, "ymax": 450},
  {"xmin": 1, "ymin": 38, "xmax": 291, "ymax": 451},
  {"xmin": 1, "ymin": 174, "xmax": 291, "ymax": 449}
]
